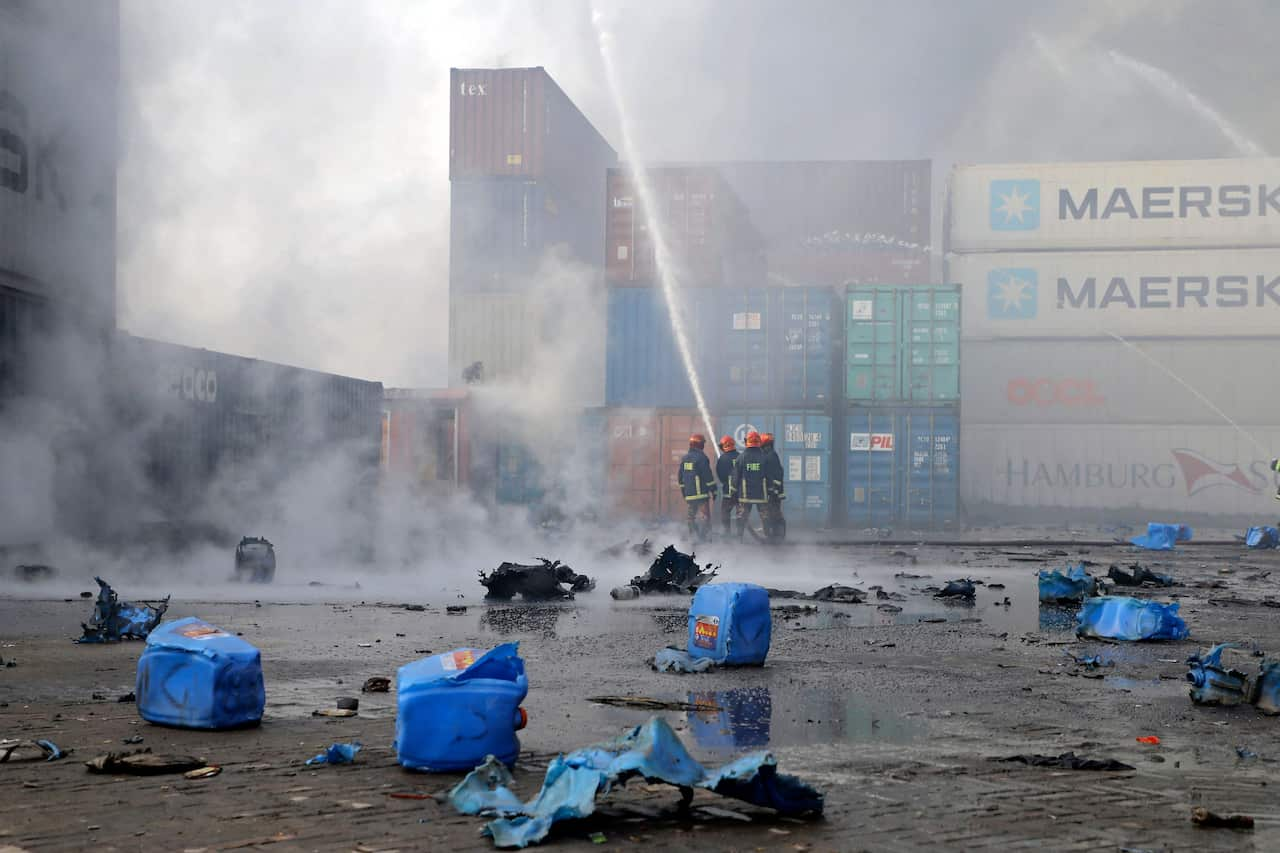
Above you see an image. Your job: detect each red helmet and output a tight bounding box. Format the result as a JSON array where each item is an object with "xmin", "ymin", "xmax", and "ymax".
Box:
[
  {"xmin": 745, "ymin": 431, "xmax": 762, "ymax": 448},
  {"xmin": 688, "ymin": 433, "xmax": 706, "ymax": 449},
  {"xmin": 719, "ymin": 435, "xmax": 736, "ymax": 451},
  {"xmin": 761, "ymin": 432, "xmax": 775, "ymax": 448}
]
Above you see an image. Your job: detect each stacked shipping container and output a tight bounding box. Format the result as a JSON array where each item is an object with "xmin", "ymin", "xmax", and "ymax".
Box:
[
  {"xmin": 841, "ymin": 284, "xmax": 961, "ymax": 529},
  {"xmin": 601, "ymin": 161, "xmax": 941, "ymax": 529},
  {"xmin": 448, "ymin": 67, "xmax": 616, "ymax": 398},
  {"xmin": 947, "ymin": 158, "xmax": 1280, "ymax": 523}
]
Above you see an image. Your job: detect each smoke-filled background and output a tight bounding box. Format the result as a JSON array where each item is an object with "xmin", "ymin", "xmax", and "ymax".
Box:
[
  {"xmin": 116, "ymin": 0, "xmax": 1278, "ymax": 386},
  {"xmin": 4, "ymin": 0, "xmax": 1280, "ymax": 592}
]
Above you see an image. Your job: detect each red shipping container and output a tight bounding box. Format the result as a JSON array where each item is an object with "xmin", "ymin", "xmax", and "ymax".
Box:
[
  {"xmin": 449, "ymin": 67, "xmax": 616, "ymax": 183},
  {"xmin": 382, "ymin": 389, "xmax": 470, "ymax": 492},
  {"xmin": 604, "ymin": 410, "xmax": 713, "ymax": 521},
  {"xmin": 606, "ymin": 167, "xmax": 764, "ymax": 287}
]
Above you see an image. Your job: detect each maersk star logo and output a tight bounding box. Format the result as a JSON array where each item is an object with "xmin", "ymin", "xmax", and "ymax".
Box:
[
  {"xmin": 989, "ymin": 179, "xmax": 1040, "ymax": 230},
  {"xmin": 987, "ymin": 268, "xmax": 1038, "ymax": 319}
]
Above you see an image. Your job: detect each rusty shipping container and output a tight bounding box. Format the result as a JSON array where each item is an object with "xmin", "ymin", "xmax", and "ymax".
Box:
[
  {"xmin": 715, "ymin": 160, "xmax": 931, "ymax": 288},
  {"xmin": 606, "ymin": 166, "xmax": 766, "ymax": 287},
  {"xmin": 603, "ymin": 409, "xmax": 714, "ymax": 522},
  {"xmin": 382, "ymin": 388, "xmax": 470, "ymax": 494},
  {"xmin": 449, "ymin": 67, "xmax": 616, "ymax": 184}
]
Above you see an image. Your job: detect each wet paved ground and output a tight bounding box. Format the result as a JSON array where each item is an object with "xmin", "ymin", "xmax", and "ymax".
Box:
[{"xmin": 3, "ymin": 539, "xmax": 1280, "ymax": 851}]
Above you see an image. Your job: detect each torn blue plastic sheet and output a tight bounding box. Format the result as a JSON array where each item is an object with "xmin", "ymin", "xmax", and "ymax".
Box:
[
  {"xmin": 449, "ymin": 717, "xmax": 823, "ymax": 848},
  {"xmin": 1130, "ymin": 523, "xmax": 1192, "ymax": 551},
  {"xmin": 1076, "ymin": 596, "xmax": 1188, "ymax": 641},
  {"xmin": 76, "ymin": 577, "xmax": 170, "ymax": 643},
  {"xmin": 1245, "ymin": 526, "xmax": 1280, "ymax": 549},
  {"xmin": 1038, "ymin": 564, "xmax": 1096, "ymax": 602},
  {"xmin": 652, "ymin": 647, "xmax": 714, "ymax": 674},
  {"xmin": 1186, "ymin": 643, "xmax": 1249, "ymax": 706},
  {"xmin": 306, "ymin": 742, "xmax": 361, "ymax": 766}
]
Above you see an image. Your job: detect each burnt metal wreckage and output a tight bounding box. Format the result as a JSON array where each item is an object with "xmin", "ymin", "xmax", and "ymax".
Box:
[
  {"xmin": 76, "ymin": 577, "xmax": 170, "ymax": 644},
  {"xmin": 611, "ymin": 545, "xmax": 719, "ymax": 599},
  {"xmin": 479, "ymin": 559, "xmax": 596, "ymax": 601}
]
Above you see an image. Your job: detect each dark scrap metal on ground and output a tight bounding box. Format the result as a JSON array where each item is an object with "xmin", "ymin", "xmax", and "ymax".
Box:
[
  {"xmin": 611, "ymin": 545, "xmax": 717, "ymax": 599},
  {"xmin": 480, "ymin": 559, "xmax": 595, "ymax": 601},
  {"xmin": 84, "ymin": 750, "xmax": 208, "ymax": 775},
  {"xmin": 1191, "ymin": 807, "xmax": 1254, "ymax": 829},
  {"xmin": 994, "ymin": 752, "xmax": 1135, "ymax": 771}
]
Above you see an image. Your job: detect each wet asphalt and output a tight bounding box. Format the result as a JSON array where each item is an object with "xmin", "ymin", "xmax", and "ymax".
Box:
[{"xmin": 2, "ymin": 538, "xmax": 1280, "ymax": 850}]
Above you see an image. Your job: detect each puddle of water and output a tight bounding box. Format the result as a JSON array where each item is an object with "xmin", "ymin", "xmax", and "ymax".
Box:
[{"xmin": 584, "ymin": 686, "xmax": 924, "ymax": 757}]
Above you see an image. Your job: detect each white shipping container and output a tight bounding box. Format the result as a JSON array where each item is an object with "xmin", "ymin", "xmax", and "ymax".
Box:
[
  {"xmin": 949, "ymin": 159, "xmax": 1280, "ymax": 252},
  {"xmin": 0, "ymin": 2, "xmax": 118, "ymax": 320},
  {"xmin": 962, "ymin": 339, "xmax": 1279, "ymax": 426},
  {"xmin": 448, "ymin": 292, "xmax": 604, "ymax": 405},
  {"xmin": 961, "ymin": 423, "xmax": 1280, "ymax": 518},
  {"xmin": 950, "ymin": 249, "xmax": 1280, "ymax": 338}
]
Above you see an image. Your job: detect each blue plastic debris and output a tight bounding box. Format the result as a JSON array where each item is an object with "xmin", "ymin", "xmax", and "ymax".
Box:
[
  {"xmin": 306, "ymin": 742, "xmax": 361, "ymax": 766},
  {"xmin": 687, "ymin": 583, "xmax": 771, "ymax": 666},
  {"xmin": 1038, "ymin": 564, "xmax": 1097, "ymax": 602},
  {"xmin": 1186, "ymin": 643, "xmax": 1249, "ymax": 706},
  {"xmin": 136, "ymin": 617, "xmax": 266, "ymax": 730},
  {"xmin": 1130, "ymin": 523, "xmax": 1192, "ymax": 550},
  {"xmin": 1253, "ymin": 661, "xmax": 1280, "ymax": 715},
  {"xmin": 1245, "ymin": 526, "xmax": 1280, "ymax": 549},
  {"xmin": 449, "ymin": 717, "xmax": 822, "ymax": 849},
  {"xmin": 75, "ymin": 577, "xmax": 169, "ymax": 643},
  {"xmin": 1076, "ymin": 596, "xmax": 1189, "ymax": 641},
  {"xmin": 652, "ymin": 647, "xmax": 714, "ymax": 674},
  {"xmin": 395, "ymin": 643, "xmax": 528, "ymax": 772},
  {"xmin": 1064, "ymin": 650, "xmax": 1113, "ymax": 669}
]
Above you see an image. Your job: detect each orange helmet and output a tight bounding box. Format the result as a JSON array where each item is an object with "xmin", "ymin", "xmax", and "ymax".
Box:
[
  {"xmin": 719, "ymin": 435, "xmax": 736, "ymax": 451},
  {"xmin": 761, "ymin": 432, "xmax": 775, "ymax": 448},
  {"xmin": 688, "ymin": 433, "xmax": 706, "ymax": 449},
  {"xmin": 745, "ymin": 431, "xmax": 762, "ymax": 448}
]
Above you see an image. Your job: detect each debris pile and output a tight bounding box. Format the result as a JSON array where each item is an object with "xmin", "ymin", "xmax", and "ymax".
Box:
[
  {"xmin": 479, "ymin": 560, "xmax": 595, "ymax": 601},
  {"xmin": 994, "ymin": 752, "xmax": 1134, "ymax": 772},
  {"xmin": 1038, "ymin": 564, "xmax": 1096, "ymax": 603},
  {"xmin": 76, "ymin": 577, "xmax": 169, "ymax": 644},
  {"xmin": 934, "ymin": 579, "xmax": 977, "ymax": 601},
  {"xmin": 449, "ymin": 717, "xmax": 823, "ymax": 848},
  {"xmin": 610, "ymin": 545, "xmax": 717, "ymax": 599},
  {"xmin": 1107, "ymin": 563, "xmax": 1175, "ymax": 587},
  {"xmin": 1244, "ymin": 526, "xmax": 1279, "ymax": 550},
  {"xmin": 1187, "ymin": 643, "xmax": 1280, "ymax": 714},
  {"xmin": 1130, "ymin": 522, "xmax": 1192, "ymax": 551}
]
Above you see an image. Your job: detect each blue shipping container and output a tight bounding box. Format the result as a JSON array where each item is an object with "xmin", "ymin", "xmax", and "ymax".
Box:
[
  {"xmin": 720, "ymin": 287, "xmax": 833, "ymax": 408},
  {"xmin": 606, "ymin": 287, "xmax": 721, "ymax": 408},
  {"xmin": 718, "ymin": 411, "xmax": 831, "ymax": 527},
  {"xmin": 450, "ymin": 179, "xmax": 601, "ymax": 292},
  {"xmin": 844, "ymin": 407, "xmax": 958, "ymax": 529}
]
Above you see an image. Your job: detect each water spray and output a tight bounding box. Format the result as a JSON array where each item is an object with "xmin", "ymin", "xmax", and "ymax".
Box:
[
  {"xmin": 1105, "ymin": 331, "xmax": 1269, "ymax": 457},
  {"xmin": 590, "ymin": 6, "xmax": 719, "ymax": 455}
]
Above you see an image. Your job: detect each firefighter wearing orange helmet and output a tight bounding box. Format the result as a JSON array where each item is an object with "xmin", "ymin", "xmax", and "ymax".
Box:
[
  {"xmin": 760, "ymin": 432, "xmax": 786, "ymax": 542},
  {"xmin": 678, "ymin": 433, "xmax": 716, "ymax": 541},
  {"xmin": 729, "ymin": 431, "xmax": 771, "ymax": 541},
  {"xmin": 715, "ymin": 435, "xmax": 740, "ymax": 537}
]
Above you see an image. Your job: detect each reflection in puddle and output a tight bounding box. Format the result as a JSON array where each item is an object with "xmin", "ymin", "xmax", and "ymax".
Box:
[{"xmin": 682, "ymin": 686, "xmax": 924, "ymax": 755}]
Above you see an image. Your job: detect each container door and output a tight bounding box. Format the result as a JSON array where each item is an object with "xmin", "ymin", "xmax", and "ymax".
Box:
[
  {"xmin": 846, "ymin": 286, "xmax": 900, "ymax": 402},
  {"xmin": 845, "ymin": 410, "xmax": 898, "ymax": 528},
  {"xmin": 901, "ymin": 409, "xmax": 959, "ymax": 528},
  {"xmin": 606, "ymin": 412, "xmax": 661, "ymax": 517},
  {"xmin": 776, "ymin": 288, "xmax": 833, "ymax": 406},
  {"xmin": 724, "ymin": 289, "xmax": 770, "ymax": 407},
  {"xmin": 903, "ymin": 286, "xmax": 960, "ymax": 403}
]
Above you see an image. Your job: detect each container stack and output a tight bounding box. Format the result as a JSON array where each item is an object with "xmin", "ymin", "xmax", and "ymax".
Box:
[
  {"xmin": 947, "ymin": 159, "xmax": 1280, "ymax": 525},
  {"xmin": 600, "ymin": 162, "xmax": 939, "ymax": 529},
  {"xmin": 840, "ymin": 284, "xmax": 961, "ymax": 531},
  {"xmin": 447, "ymin": 67, "xmax": 616, "ymax": 396}
]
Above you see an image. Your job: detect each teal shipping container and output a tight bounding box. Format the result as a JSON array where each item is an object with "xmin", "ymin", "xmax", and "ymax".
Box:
[
  {"xmin": 718, "ymin": 411, "xmax": 831, "ymax": 527},
  {"xmin": 844, "ymin": 407, "xmax": 958, "ymax": 529},
  {"xmin": 845, "ymin": 284, "xmax": 959, "ymax": 404},
  {"xmin": 721, "ymin": 287, "xmax": 833, "ymax": 408}
]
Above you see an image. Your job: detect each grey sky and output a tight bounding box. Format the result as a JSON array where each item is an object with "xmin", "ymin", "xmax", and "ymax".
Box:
[{"xmin": 116, "ymin": 0, "xmax": 1277, "ymax": 386}]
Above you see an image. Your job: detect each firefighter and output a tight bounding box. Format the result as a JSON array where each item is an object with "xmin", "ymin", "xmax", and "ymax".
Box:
[
  {"xmin": 1273, "ymin": 458, "xmax": 1280, "ymax": 501},
  {"xmin": 730, "ymin": 431, "xmax": 769, "ymax": 541},
  {"xmin": 715, "ymin": 435, "xmax": 739, "ymax": 536},
  {"xmin": 679, "ymin": 433, "xmax": 716, "ymax": 541},
  {"xmin": 760, "ymin": 432, "xmax": 786, "ymax": 541}
]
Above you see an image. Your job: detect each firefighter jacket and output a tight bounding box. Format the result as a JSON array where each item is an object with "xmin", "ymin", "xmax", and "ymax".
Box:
[
  {"xmin": 679, "ymin": 448, "xmax": 716, "ymax": 501},
  {"xmin": 731, "ymin": 446, "xmax": 781, "ymax": 504},
  {"xmin": 715, "ymin": 449, "xmax": 740, "ymax": 496}
]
